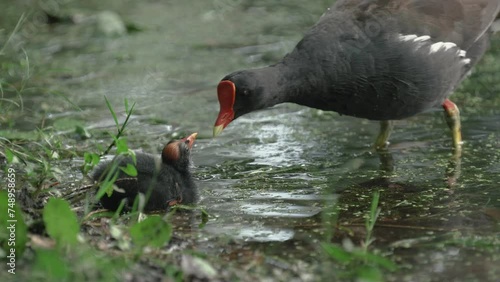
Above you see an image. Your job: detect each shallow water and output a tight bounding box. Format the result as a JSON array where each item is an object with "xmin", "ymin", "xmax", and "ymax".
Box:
[{"xmin": 2, "ymin": 0, "xmax": 499, "ymax": 281}]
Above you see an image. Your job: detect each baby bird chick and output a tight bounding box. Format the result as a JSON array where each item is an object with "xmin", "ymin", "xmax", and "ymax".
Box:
[{"xmin": 91, "ymin": 133, "xmax": 198, "ymax": 212}]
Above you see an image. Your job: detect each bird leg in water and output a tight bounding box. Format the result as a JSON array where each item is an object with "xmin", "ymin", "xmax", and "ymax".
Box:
[
  {"xmin": 378, "ymin": 149, "xmax": 395, "ymax": 174},
  {"xmin": 374, "ymin": 120, "xmax": 393, "ymax": 150},
  {"xmin": 446, "ymin": 154, "xmax": 462, "ymax": 188},
  {"xmin": 442, "ymin": 99, "xmax": 462, "ymax": 156}
]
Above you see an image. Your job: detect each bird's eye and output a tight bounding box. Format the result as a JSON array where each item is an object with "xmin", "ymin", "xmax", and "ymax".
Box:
[{"xmin": 243, "ymin": 90, "xmax": 248, "ymax": 96}]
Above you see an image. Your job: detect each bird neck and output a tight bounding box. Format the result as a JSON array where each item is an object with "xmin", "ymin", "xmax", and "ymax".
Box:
[
  {"xmin": 244, "ymin": 65, "xmax": 290, "ymax": 109},
  {"xmin": 274, "ymin": 61, "xmax": 327, "ymax": 108},
  {"xmin": 246, "ymin": 54, "xmax": 345, "ymax": 110},
  {"xmin": 276, "ymin": 46, "xmax": 351, "ymax": 109}
]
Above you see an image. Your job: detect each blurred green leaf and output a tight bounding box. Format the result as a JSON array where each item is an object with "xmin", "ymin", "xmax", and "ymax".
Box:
[
  {"xmin": 0, "ymin": 190, "xmax": 28, "ymax": 258},
  {"xmin": 74, "ymin": 125, "xmax": 91, "ymax": 139},
  {"xmin": 116, "ymin": 138, "xmax": 129, "ymax": 154},
  {"xmin": 199, "ymin": 209, "xmax": 209, "ymax": 228},
  {"xmin": 124, "ymin": 98, "xmax": 130, "ymax": 112},
  {"xmin": 52, "ymin": 118, "xmax": 83, "ymax": 131},
  {"xmin": 43, "ymin": 198, "xmax": 79, "ymax": 246},
  {"xmin": 105, "ymin": 95, "xmax": 119, "ymax": 131},
  {"xmin": 353, "ymin": 251, "xmax": 398, "ymax": 271},
  {"xmin": 95, "ymin": 166, "xmax": 120, "ymax": 199},
  {"xmin": 366, "ymin": 191, "xmax": 380, "ymax": 233},
  {"xmin": 321, "ymin": 243, "xmax": 353, "ymax": 264},
  {"xmin": 130, "ymin": 216, "xmax": 172, "ymax": 249},
  {"xmin": 5, "ymin": 148, "xmax": 14, "ymax": 163},
  {"xmin": 120, "ymin": 163, "xmax": 137, "ymax": 177},
  {"xmin": 83, "ymin": 152, "xmax": 100, "ymax": 174},
  {"xmin": 125, "ymin": 22, "xmax": 144, "ymax": 33},
  {"xmin": 355, "ymin": 265, "xmax": 383, "ymax": 282},
  {"xmin": 34, "ymin": 248, "xmax": 69, "ymax": 280},
  {"xmin": 0, "ymin": 130, "xmax": 39, "ymax": 141}
]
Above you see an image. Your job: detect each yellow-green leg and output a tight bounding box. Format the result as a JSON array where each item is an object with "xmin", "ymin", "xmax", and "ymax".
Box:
[
  {"xmin": 442, "ymin": 99, "xmax": 462, "ymax": 156},
  {"xmin": 374, "ymin": 120, "xmax": 393, "ymax": 150}
]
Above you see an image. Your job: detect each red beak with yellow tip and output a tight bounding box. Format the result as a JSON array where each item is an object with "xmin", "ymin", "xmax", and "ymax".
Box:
[{"xmin": 213, "ymin": 80, "xmax": 236, "ymax": 137}]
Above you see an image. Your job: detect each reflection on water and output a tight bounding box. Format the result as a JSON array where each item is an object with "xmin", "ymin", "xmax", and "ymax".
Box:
[
  {"xmin": 240, "ymin": 203, "xmax": 322, "ymax": 218},
  {"xmin": 204, "ymin": 225, "xmax": 295, "ymax": 242}
]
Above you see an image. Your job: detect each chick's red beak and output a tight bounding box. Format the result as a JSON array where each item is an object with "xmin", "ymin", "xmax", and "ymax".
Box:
[
  {"xmin": 181, "ymin": 132, "xmax": 198, "ymax": 149},
  {"xmin": 213, "ymin": 80, "xmax": 236, "ymax": 137}
]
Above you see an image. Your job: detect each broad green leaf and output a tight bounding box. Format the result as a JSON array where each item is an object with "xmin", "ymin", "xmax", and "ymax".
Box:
[
  {"xmin": 43, "ymin": 198, "xmax": 79, "ymax": 246},
  {"xmin": 120, "ymin": 163, "xmax": 137, "ymax": 177},
  {"xmin": 130, "ymin": 216, "xmax": 172, "ymax": 248},
  {"xmin": 115, "ymin": 138, "xmax": 129, "ymax": 154},
  {"xmin": 83, "ymin": 152, "xmax": 100, "ymax": 174}
]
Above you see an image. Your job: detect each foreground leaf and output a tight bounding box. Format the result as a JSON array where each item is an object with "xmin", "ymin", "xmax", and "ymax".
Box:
[
  {"xmin": 321, "ymin": 243, "xmax": 353, "ymax": 264},
  {"xmin": 34, "ymin": 249, "xmax": 70, "ymax": 280},
  {"xmin": 43, "ymin": 198, "xmax": 79, "ymax": 246},
  {"xmin": 130, "ymin": 216, "xmax": 172, "ymax": 249},
  {"xmin": 0, "ymin": 190, "xmax": 28, "ymax": 257}
]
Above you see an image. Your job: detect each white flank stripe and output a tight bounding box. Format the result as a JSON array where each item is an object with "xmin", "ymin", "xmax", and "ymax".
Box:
[
  {"xmin": 400, "ymin": 34, "xmax": 418, "ymax": 41},
  {"xmin": 399, "ymin": 34, "xmax": 469, "ymax": 62},
  {"xmin": 429, "ymin": 43, "xmax": 443, "ymax": 53},
  {"xmin": 414, "ymin": 35, "xmax": 431, "ymax": 42}
]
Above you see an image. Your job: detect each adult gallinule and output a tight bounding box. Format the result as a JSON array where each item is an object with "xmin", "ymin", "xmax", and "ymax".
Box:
[
  {"xmin": 91, "ymin": 133, "xmax": 198, "ymax": 212},
  {"xmin": 213, "ymin": 0, "xmax": 500, "ymax": 152}
]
